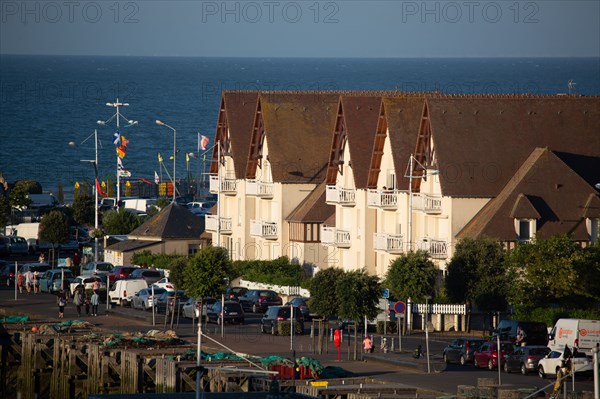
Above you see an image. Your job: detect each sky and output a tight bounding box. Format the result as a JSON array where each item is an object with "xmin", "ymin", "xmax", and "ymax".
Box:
[{"xmin": 0, "ymin": 1, "xmax": 599, "ymax": 57}]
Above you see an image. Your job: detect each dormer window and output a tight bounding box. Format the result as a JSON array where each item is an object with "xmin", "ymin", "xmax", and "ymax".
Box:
[{"xmin": 516, "ymin": 219, "xmax": 536, "ymax": 242}]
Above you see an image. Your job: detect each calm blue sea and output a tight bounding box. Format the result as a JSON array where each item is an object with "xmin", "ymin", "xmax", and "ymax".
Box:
[{"xmin": 0, "ymin": 56, "xmax": 599, "ymax": 197}]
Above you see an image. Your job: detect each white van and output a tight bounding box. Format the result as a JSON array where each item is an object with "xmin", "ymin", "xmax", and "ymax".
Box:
[
  {"xmin": 109, "ymin": 279, "xmax": 148, "ymax": 306},
  {"xmin": 548, "ymin": 318, "xmax": 600, "ymax": 355}
]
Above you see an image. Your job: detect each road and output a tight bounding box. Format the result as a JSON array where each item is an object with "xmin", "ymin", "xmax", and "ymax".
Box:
[{"xmin": 0, "ymin": 282, "xmax": 596, "ymax": 396}]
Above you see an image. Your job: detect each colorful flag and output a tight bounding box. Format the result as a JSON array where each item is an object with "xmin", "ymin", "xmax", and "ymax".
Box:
[
  {"xmin": 121, "ymin": 136, "xmax": 129, "ymax": 147},
  {"xmin": 154, "ymin": 171, "xmax": 159, "ymax": 184},
  {"xmin": 186, "ymin": 152, "xmax": 190, "ymax": 163},
  {"xmin": 113, "ymin": 129, "xmax": 120, "ymax": 146},
  {"xmin": 158, "ymin": 153, "xmax": 163, "ymax": 163},
  {"xmin": 117, "ymin": 157, "xmax": 123, "ymax": 169},
  {"xmin": 138, "ymin": 178, "xmax": 153, "ymax": 185},
  {"xmin": 116, "ymin": 146, "xmax": 126, "ymax": 158},
  {"xmin": 199, "ymin": 134, "xmax": 209, "ymax": 151},
  {"xmin": 95, "ymin": 178, "xmax": 108, "ymax": 197},
  {"xmin": 118, "ymin": 169, "xmax": 131, "ymax": 177}
]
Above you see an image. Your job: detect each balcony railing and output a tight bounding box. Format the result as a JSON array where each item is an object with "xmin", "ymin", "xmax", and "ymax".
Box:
[
  {"xmin": 320, "ymin": 226, "xmax": 351, "ymax": 248},
  {"xmin": 209, "ymin": 175, "xmax": 237, "ymax": 195},
  {"xmin": 412, "ymin": 193, "xmax": 442, "ymax": 214},
  {"xmin": 246, "ymin": 180, "xmax": 274, "ymax": 199},
  {"xmin": 325, "ymin": 185, "xmax": 356, "ymax": 207},
  {"xmin": 416, "ymin": 238, "xmax": 448, "ymax": 259},
  {"xmin": 250, "ymin": 220, "xmax": 278, "ymax": 239},
  {"xmin": 367, "ymin": 189, "xmax": 399, "ymax": 210},
  {"xmin": 373, "ymin": 233, "xmax": 404, "ymax": 254},
  {"xmin": 205, "ymin": 215, "xmax": 232, "ymax": 234}
]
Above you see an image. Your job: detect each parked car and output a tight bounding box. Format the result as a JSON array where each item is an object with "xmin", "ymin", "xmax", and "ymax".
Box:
[
  {"xmin": 0, "ymin": 261, "xmax": 19, "ymax": 286},
  {"xmin": 260, "ymin": 306, "xmax": 305, "ymax": 335},
  {"xmin": 0, "ymin": 237, "xmax": 8, "ymax": 256},
  {"xmin": 69, "ymin": 275, "xmax": 107, "ymax": 297},
  {"xmin": 442, "ymin": 337, "xmax": 487, "ymax": 365},
  {"xmin": 493, "ymin": 320, "xmax": 549, "ymax": 346},
  {"xmin": 284, "ymin": 297, "xmax": 312, "ymax": 320},
  {"xmin": 128, "ymin": 269, "xmax": 164, "ymax": 285},
  {"xmin": 503, "ymin": 345, "xmax": 550, "ymax": 375},
  {"xmin": 152, "ymin": 277, "xmax": 176, "ymax": 291},
  {"xmin": 20, "ymin": 263, "xmax": 52, "ymax": 275},
  {"xmin": 39, "ymin": 269, "xmax": 76, "ymax": 294},
  {"xmin": 182, "ymin": 297, "xmax": 217, "ymax": 319},
  {"xmin": 3, "ymin": 236, "xmax": 28, "ymax": 255},
  {"xmin": 81, "ymin": 261, "xmax": 114, "ymax": 277},
  {"xmin": 108, "ymin": 279, "xmax": 148, "ymax": 306},
  {"xmin": 538, "ymin": 348, "xmax": 593, "ymax": 379},
  {"xmin": 207, "ymin": 300, "xmax": 245, "ymax": 324},
  {"xmin": 131, "ymin": 287, "xmax": 167, "ymax": 310},
  {"xmin": 238, "ymin": 289, "xmax": 283, "ymax": 313},
  {"xmin": 107, "ymin": 266, "xmax": 139, "ymax": 282},
  {"xmin": 473, "ymin": 341, "xmax": 514, "ymax": 370},
  {"xmin": 154, "ymin": 290, "xmax": 187, "ymax": 314},
  {"xmin": 225, "ymin": 287, "xmax": 248, "ymax": 300}
]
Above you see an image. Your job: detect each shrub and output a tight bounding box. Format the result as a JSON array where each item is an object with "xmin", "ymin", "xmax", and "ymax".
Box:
[{"xmin": 277, "ymin": 320, "xmax": 303, "ymax": 335}]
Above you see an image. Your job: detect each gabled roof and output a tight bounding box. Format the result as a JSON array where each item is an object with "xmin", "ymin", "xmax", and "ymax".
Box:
[
  {"xmin": 382, "ymin": 96, "xmax": 426, "ymax": 190},
  {"xmin": 211, "ymin": 92, "xmax": 259, "ymax": 179},
  {"xmin": 427, "ymin": 96, "xmax": 600, "ymax": 197},
  {"xmin": 128, "ymin": 202, "xmax": 204, "ymax": 239},
  {"xmin": 286, "ymin": 182, "xmax": 335, "ymax": 223},
  {"xmin": 249, "ymin": 92, "xmax": 339, "ymax": 183},
  {"xmin": 105, "ymin": 239, "xmax": 160, "ymax": 253},
  {"xmin": 458, "ymin": 148, "xmax": 599, "ymax": 241},
  {"xmin": 338, "ymin": 96, "xmax": 382, "ymax": 189}
]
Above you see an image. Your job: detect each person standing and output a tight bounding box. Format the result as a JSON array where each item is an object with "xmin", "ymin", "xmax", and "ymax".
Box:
[
  {"xmin": 363, "ymin": 335, "xmax": 374, "ymax": 353},
  {"xmin": 24, "ymin": 269, "xmax": 33, "ymax": 294},
  {"xmin": 73, "ymin": 289, "xmax": 84, "ymax": 317},
  {"xmin": 17, "ymin": 271, "xmax": 24, "ymax": 294},
  {"xmin": 73, "ymin": 252, "xmax": 81, "ymax": 273},
  {"xmin": 57, "ymin": 291, "xmax": 67, "ymax": 319},
  {"xmin": 38, "ymin": 253, "xmax": 46, "ymax": 263},
  {"xmin": 33, "ymin": 271, "xmax": 40, "ymax": 294},
  {"xmin": 91, "ymin": 291, "xmax": 99, "ymax": 316},
  {"xmin": 516, "ymin": 325, "xmax": 527, "ymax": 346}
]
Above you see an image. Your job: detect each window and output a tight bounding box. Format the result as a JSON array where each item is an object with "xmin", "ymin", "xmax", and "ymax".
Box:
[
  {"xmin": 589, "ymin": 218, "xmax": 599, "ymax": 242},
  {"xmin": 517, "ymin": 219, "xmax": 535, "ymax": 241}
]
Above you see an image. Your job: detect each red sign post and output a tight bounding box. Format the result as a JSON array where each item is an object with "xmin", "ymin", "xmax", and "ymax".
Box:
[{"xmin": 334, "ymin": 329, "xmax": 341, "ymax": 362}]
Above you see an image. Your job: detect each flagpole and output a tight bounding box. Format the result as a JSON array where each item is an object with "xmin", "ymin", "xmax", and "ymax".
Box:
[
  {"xmin": 115, "ymin": 99, "xmax": 121, "ymax": 204},
  {"xmin": 94, "ymin": 129, "xmax": 99, "ymax": 263}
]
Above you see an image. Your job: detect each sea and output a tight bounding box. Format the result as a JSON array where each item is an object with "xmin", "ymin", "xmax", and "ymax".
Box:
[{"xmin": 0, "ymin": 56, "xmax": 599, "ymax": 199}]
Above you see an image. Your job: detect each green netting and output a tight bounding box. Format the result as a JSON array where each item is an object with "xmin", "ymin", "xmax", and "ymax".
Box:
[
  {"xmin": 260, "ymin": 356, "xmax": 294, "ymax": 368},
  {"xmin": 0, "ymin": 316, "xmax": 30, "ymax": 323},
  {"xmin": 319, "ymin": 366, "xmax": 354, "ymax": 379},
  {"xmin": 132, "ymin": 337, "xmax": 151, "ymax": 345},
  {"xmin": 296, "ymin": 356, "xmax": 323, "ymax": 375},
  {"xmin": 56, "ymin": 320, "xmax": 87, "ymax": 327},
  {"xmin": 204, "ymin": 352, "xmax": 245, "ymax": 361}
]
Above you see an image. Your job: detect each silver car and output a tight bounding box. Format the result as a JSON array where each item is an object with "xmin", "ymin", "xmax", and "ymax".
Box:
[{"xmin": 131, "ymin": 287, "xmax": 167, "ymax": 310}]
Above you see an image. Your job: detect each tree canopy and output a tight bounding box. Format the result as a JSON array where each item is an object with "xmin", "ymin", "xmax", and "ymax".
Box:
[
  {"xmin": 102, "ymin": 208, "xmax": 142, "ymax": 235},
  {"xmin": 72, "ymin": 194, "xmax": 95, "ymax": 226},
  {"xmin": 309, "ymin": 267, "xmax": 344, "ymax": 319},
  {"xmin": 182, "ymin": 246, "xmax": 231, "ymax": 298},
  {"xmin": 383, "ymin": 250, "xmax": 437, "ymax": 303},
  {"xmin": 39, "ymin": 210, "xmax": 69, "ymax": 246},
  {"xmin": 336, "ymin": 269, "xmax": 381, "ymax": 322}
]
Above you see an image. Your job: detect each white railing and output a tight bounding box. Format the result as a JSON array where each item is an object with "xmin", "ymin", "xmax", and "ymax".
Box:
[
  {"xmin": 209, "ymin": 175, "xmax": 237, "ymax": 195},
  {"xmin": 250, "ymin": 220, "xmax": 278, "ymax": 239},
  {"xmin": 412, "ymin": 193, "xmax": 442, "ymax": 214},
  {"xmin": 416, "ymin": 238, "xmax": 448, "ymax": 259},
  {"xmin": 205, "ymin": 215, "xmax": 232, "ymax": 233},
  {"xmin": 320, "ymin": 226, "xmax": 351, "ymax": 248},
  {"xmin": 367, "ymin": 189, "xmax": 399, "ymax": 210},
  {"xmin": 238, "ymin": 279, "xmax": 311, "ymax": 298},
  {"xmin": 246, "ymin": 180, "xmax": 274, "ymax": 198},
  {"xmin": 412, "ymin": 303, "xmax": 467, "ymax": 315},
  {"xmin": 373, "ymin": 233, "xmax": 404, "ymax": 253},
  {"xmin": 325, "ymin": 185, "xmax": 356, "ymax": 206}
]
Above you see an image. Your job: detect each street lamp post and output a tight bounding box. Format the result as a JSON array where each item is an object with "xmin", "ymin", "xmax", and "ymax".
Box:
[
  {"xmin": 97, "ymin": 99, "xmax": 138, "ymax": 205},
  {"xmin": 156, "ymin": 120, "xmax": 177, "ymax": 203},
  {"xmin": 424, "ymin": 295, "xmax": 432, "ymax": 374},
  {"xmin": 79, "ymin": 129, "xmax": 100, "ymax": 263}
]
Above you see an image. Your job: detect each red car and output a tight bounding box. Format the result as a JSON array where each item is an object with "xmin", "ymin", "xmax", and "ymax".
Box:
[
  {"xmin": 107, "ymin": 266, "xmax": 138, "ymax": 282},
  {"xmin": 473, "ymin": 341, "xmax": 514, "ymax": 370}
]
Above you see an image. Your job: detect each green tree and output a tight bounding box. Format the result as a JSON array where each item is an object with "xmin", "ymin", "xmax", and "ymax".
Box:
[
  {"xmin": 0, "ymin": 194, "xmax": 9, "ymax": 228},
  {"xmin": 72, "ymin": 194, "xmax": 95, "ymax": 226},
  {"xmin": 169, "ymin": 256, "xmax": 188, "ymax": 291},
  {"xmin": 57, "ymin": 183, "xmax": 65, "ymax": 204},
  {"xmin": 574, "ymin": 242, "xmax": 600, "ymax": 302},
  {"xmin": 182, "ymin": 246, "xmax": 231, "ymax": 298},
  {"xmin": 445, "ymin": 237, "xmax": 507, "ymax": 310},
  {"xmin": 506, "ymin": 235, "xmax": 582, "ymax": 308},
  {"xmin": 102, "ymin": 208, "xmax": 142, "ymax": 235},
  {"xmin": 39, "ymin": 210, "xmax": 69, "ymax": 266},
  {"xmin": 13, "ymin": 180, "xmax": 42, "ymax": 194},
  {"xmin": 384, "ymin": 250, "xmax": 437, "ymax": 303},
  {"xmin": 309, "ymin": 267, "xmax": 345, "ymax": 319},
  {"xmin": 9, "ymin": 184, "xmax": 31, "ymax": 209}
]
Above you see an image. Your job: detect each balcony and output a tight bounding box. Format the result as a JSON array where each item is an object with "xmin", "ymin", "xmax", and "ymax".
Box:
[
  {"xmin": 250, "ymin": 220, "xmax": 278, "ymax": 240},
  {"xmin": 320, "ymin": 226, "xmax": 351, "ymax": 248},
  {"xmin": 326, "ymin": 185, "xmax": 356, "ymax": 207},
  {"xmin": 246, "ymin": 179, "xmax": 274, "ymax": 199},
  {"xmin": 209, "ymin": 175, "xmax": 237, "ymax": 195},
  {"xmin": 373, "ymin": 233, "xmax": 404, "ymax": 254},
  {"xmin": 205, "ymin": 215, "xmax": 232, "ymax": 234},
  {"xmin": 412, "ymin": 193, "xmax": 442, "ymax": 214},
  {"xmin": 367, "ymin": 189, "xmax": 399, "ymax": 210},
  {"xmin": 416, "ymin": 238, "xmax": 448, "ymax": 259}
]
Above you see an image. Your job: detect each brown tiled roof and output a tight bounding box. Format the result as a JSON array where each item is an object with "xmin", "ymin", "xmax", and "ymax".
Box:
[
  {"xmin": 428, "ymin": 97, "xmax": 600, "ymax": 197},
  {"xmin": 128, "ymin": 202, "xmax": 204, "ymax": 239},
  {"xmin": 510, "ymin": 194, "xmax": 541, "ymax": 219},
  {"xmin": 214, "ymin": 92, "xmax": 258, "ymax": 179},
  {"xmin": 105, "ymin": 239, "xmax": 160, "ymax": 252},
  {"xmin": 457, "ymin": 148, "xmax": 598, "ymax": 241},
  {"xmin": 286, "ymin": 182, "xmax": 335, "ymax": 223},
  {"xmin": 383, "ymin": 96, "xmax": 426, "ymax": 190},
  {"xmin": 258, "ymin": 92, "xmax": 340, "ymax": 183},
  {"xmin": 339, "ymin": 96, "xmax": 382, "ymax": 189}
]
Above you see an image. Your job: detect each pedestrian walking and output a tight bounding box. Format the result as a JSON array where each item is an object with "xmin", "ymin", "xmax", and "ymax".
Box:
[
  {"xmin": 91, "ymin": 291, "xmax": 99, "ymax": 316},
  {"xmin": 33, "ymin": 271, "xmax": 40, "ymax": 294},
  {"xmin": 57, "ymin": 291, "xmax": 67, "ymax": 319},
  {"xmin": 92, "ymin": 275, "xmax": 100, "ymax": 293},
  {"xmin": 73, "ymin": 289, "xmax": 84, "ymax": 317},
  {"xmin": 17, "ymin": 271, "xmax": 24, "ymax": 294},
  {"xmin": 24, "ymin": 269, "xmax": 33, "ymax": 294},
  {"xmin": 84, "ymin": 295, "xmax": 91, "ymax": 316},
  {"xmin": 363, "ymin": 335, "xmax": 374, "ymax": 353}
]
